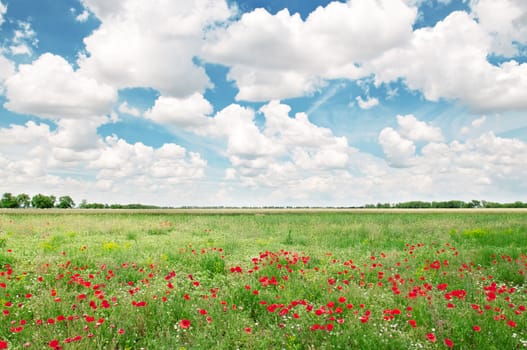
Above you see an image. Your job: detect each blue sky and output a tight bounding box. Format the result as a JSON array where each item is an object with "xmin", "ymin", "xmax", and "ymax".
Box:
[{"xmin": 0, "ymin": 0, "xmax": 526, "ymax": 206}]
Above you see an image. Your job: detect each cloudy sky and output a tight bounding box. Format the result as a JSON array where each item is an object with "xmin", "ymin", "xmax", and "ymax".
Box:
[{"xmin": 0, "ymin": 0, "xmax": 526, "ymax": 207}]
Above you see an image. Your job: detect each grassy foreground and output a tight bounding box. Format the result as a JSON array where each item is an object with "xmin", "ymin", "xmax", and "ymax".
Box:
[{"xmin": 0, "ymin": 210, "xmax": 526, "ymax": 349}]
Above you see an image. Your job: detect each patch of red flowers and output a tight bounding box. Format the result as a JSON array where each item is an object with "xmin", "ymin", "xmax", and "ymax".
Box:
[{"xmin": 179, "ymin": 319, "xmax": 191, "ymax": 329}]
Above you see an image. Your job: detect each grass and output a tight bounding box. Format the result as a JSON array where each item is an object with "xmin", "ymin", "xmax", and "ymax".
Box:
[{"xmin": 0, "ymin": 209, "xmax": 526, "ymax": 349}]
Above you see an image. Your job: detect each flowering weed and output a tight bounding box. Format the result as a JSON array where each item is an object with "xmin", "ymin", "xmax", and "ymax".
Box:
[{"xmin": 0, "ymin": 211, "xmax": 525, "ymax": 349}]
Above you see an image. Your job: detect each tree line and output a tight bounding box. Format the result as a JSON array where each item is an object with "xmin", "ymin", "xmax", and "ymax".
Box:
[
  {"xmin": 364, "ymin": 200, "xmax": 527, "ymax": 209},
  {"xmin": 77, "ymin": 200, "xmax": 162, "ymax": 209},
  {"xmin": 0, "ymin": 193, "xmax": 75, "ymax": 209},
  {"xmin": 1, "ymin": 192, "xmax": 526, "ymax": 209},
  {"xmin": 0, "ymin": 192, "xmax": 162, "ymax": 209}
]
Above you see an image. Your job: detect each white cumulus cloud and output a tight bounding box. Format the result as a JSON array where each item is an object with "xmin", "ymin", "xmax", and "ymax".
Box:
[
  {"xmin": 204, "ymin": 0, "xmax": 417, "ymax": 101},
  {"xmin": 78, "ymin": 0, "xmax": 233, "ymax": 97},
  {"xmin": 356, "ymin": 96, "xmax": 379, "ymax": 110},
  {"xmin": 368, "ymin": 11, "xmax": 527, "ymax": 112},
  {"xmin": 144, "ymin": 93, "xmax": 213, "ymax": 128},
  {"xmin": 144, "ymin": 97, "xmax": 357, "ymax": 190},
  {"xmin": 4, "ymin": 53, "xmax": 117, "ymax": 119},
  {"xmin": 0, "ymin": 120, "xmax": 208, "ymax": 206},
  {"xmin": 378, "ymin": 127, "xmax": 416, "ymax": 167},
  {"xmin": 378, "ymin": 114, "xmax": 443, "ymax": 167},
  {"xmin": 90, "ymin": 136, "xmax": 207, "ymax": 192},
  {"xmin": 396, "ymin": 114, "xmax": 444, "ymax": 142},
  {"xmin": 470, "ymin": 0, "xmax": 527, "ymax": 56},
  {"xmin": 0, "ymin": 55, "xmax": 15, "ymax": 93}
]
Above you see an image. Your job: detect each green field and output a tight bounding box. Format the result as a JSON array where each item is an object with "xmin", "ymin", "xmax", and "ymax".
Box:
[{"xmin": 0, "ymin": 210, "xmax": 526, "ymax": 349}]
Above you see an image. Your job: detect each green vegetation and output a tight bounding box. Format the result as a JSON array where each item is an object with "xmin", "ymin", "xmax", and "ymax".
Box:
[
  {"xmin": 2, "ymin": 191, "xmax": 527, "ymax": 209},
  {"xmin": 366, "ymin": 199, "xmax": 527, "ymax": 208},
  {"xmin": 0, "ymin": 210, "xmax": 526, "ymax": 349}
]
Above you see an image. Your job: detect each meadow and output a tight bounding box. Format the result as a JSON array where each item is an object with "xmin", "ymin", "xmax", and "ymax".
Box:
[{"xmin": 0, "ymin": 209, "xmax": 526, "ymax": 349}]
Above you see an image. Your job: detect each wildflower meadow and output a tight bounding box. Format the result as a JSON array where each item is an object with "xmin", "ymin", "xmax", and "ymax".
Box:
[{"xmin": 0, "ymin": 209, "xmax": 526, "ymax": 349}]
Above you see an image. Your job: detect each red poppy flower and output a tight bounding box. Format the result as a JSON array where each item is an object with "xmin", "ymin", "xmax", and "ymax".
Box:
[
  {"xmin": 359, "ymin": 316, "xmax": 369, "ymax": 323},
  {"xmin": 426, "ymin": 333, "xmax": 436, "ymax": 342},
  {"xmin": 310, "ymin": 324, "xmax": 320, "ymax": 331},
  {"xmin": 473, "ymin": 325, "xmax": 481, "ymax": 332},
  {"xmin": 437, "ymin": 283, "xmax": 448, "ymax": 291},
  {"xmin": 444, "ymin": 338, "xmax": 454, "ymax": 348},
  {"xmin": 0, "ymin": 340, "xmax": 7, "ymax": 349},
  {"xmin": 179, "ymin": 319, "xmax": 191, "ymax": 329}
]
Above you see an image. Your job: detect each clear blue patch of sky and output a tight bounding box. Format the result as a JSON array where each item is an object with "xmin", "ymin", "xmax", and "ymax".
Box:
[
  {"xmin": 232, "ymin": 0, "xmax": 345, "ymax": 19},
  {"xmin": 118, "ymin": 88, "xmax": 160, "ymax": 113},
  {"xmin": 2, "ymin": 0, "xmax": 99, "ymax": 65},
  {"xmin": 97, "ymin": 117, "xmax": 175, "ymax": 148},
  {"xmin": 203, "ymin": 63, "xmax": 238, "ymax": 113},
  {"xmin": 413, "ymin": 0, "xmax": 471, "ymax": 29}
]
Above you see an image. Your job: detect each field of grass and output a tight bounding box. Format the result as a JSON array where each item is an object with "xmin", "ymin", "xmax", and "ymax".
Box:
[{"xmin": 0, "ymin": 209, "xmax": 526, "ymax": 349}]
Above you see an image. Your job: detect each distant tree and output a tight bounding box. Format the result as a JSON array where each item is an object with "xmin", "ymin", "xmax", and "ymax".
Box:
[
  {"xmin": 395, "ymin": 201, "xmax": 432, "ymax": 208},
  {"xmin": 56, "ymin": 196, "xmax": 75, "ymax": 209},
  {"xmin": 481, "ymin": 201, "xmax": 501, "ymax": 208},
  {"xmin": 31, "ymin": 194, "xmax": 56, "ymax": 209},
  {"xmin": 0, "ymin": 193, "xmax": 18, "ymax": 208},
  {"xmin": 81, "ymin": 202, "xmax": 106, "ymax": 209},
  {"xmin": 466, "ymin": 200, "xmax": 481, "ymax": 208},
  {"xmin": 376, "ymin": 203, "xmax": 392, "ymax": 208},
  {"xmin": 16, "ymin": 193, "xmax": 31, "ymax": 208}
]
